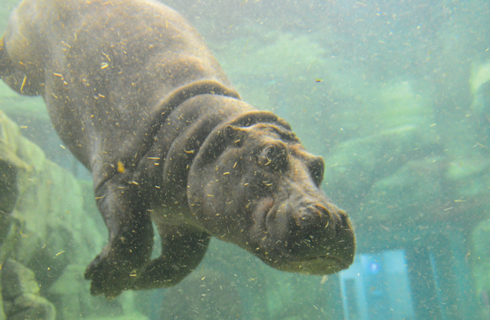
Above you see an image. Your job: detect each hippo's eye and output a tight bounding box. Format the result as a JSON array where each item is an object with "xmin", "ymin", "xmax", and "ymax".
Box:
[
  {"xmin": 308, "ymin": 157, "xmax": 325, "ymax": 187},
  {"xmin": 257, "ymin": 143, "xmax": 289, "ymax": 172}
]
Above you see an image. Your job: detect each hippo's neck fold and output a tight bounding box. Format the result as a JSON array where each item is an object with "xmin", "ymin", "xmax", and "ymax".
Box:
[
  {"xmin": 92, "ymin": 80, "xmax": 239, "ymax": 189},
  {"xmin": 137, "ymin": 94, "xmax": 291, "ymax": 225},
  {"xmin": 126, "ymin": 79, "xmax": 240, "ymax": 165}
]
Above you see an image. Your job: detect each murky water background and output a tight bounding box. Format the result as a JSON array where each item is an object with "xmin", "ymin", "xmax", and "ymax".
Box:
[{"xmin": 1, "ymin": 0, "xmax": 489, "ymax": 319}]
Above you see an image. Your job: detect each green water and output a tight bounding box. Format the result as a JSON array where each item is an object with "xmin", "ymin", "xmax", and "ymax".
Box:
[{"xmin": 1, "ymin": 0, "xmax": 489, "ymax": 319}]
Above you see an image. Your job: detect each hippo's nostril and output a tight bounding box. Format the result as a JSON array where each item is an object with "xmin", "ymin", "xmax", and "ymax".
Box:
[
  {"xmin": 293, "ymin": 206, "xmax": 324, "ymax": 228},
  {"xmin": 312, "ymin": 204, "xmax": 327, "ymax": 218},
  {"xmin": 337, "ymin": 209, "xmax": 354, "ymax": 233},
  {"xmin": 291, "ymin": 204, "xmax": 336, "ymax": 234}
]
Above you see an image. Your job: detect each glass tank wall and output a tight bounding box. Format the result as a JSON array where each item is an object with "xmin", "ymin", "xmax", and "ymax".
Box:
[{"xmin": 0, "ymin": 0, "xmax": 489, "ymax": 319}]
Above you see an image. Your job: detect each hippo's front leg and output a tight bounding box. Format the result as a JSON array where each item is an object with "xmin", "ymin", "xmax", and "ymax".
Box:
[
  {"xmin": 84, "ymin": 175, "xmax": 154, "ymax": 298},
  {"xmin": 131, "ymin": 225, "xmax": 211, "ymax": 290}
]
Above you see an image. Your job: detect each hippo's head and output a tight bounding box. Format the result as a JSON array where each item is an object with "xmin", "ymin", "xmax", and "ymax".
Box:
[{"xmin": 188, "ymin": 111, "xmax": 355, "ymax": 275}]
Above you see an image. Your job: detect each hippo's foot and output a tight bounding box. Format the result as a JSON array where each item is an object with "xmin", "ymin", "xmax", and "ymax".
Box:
[
  {"xmin": 85, "ymin": 178, "xmax": 154, "ymax": 298},
  {"xmin": 85, "ymin": 232, "xmax": 153, "ymax": 298},
  {"xmin": 84, "ymin": 244, "xmax": 134, "ymax": 298}
]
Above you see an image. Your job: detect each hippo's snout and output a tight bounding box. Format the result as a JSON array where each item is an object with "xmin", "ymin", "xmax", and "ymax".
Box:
[
  {"xmin": 290, "ymin": 203, "xmax": 353, "ymax": 256},
  {"xmin": 255, "ymin": 196, "xmax": 355, "ymax": 275}
]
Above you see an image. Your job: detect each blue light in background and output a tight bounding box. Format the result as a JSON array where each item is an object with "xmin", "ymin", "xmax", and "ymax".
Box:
[{"xmin": 368, "ymin": 261, "xmax": 380, "ymax": 274}]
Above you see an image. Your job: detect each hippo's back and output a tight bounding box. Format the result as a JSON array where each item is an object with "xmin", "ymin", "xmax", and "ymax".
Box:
[{"xmin": 3, "ymin": 0, "xmax": 238, "ymax": 173}]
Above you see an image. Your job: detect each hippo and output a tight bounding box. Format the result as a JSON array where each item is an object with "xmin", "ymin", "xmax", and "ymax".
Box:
[{"xmin": 0, "ymin": 0, "xmax": 355, "ymax": 298}]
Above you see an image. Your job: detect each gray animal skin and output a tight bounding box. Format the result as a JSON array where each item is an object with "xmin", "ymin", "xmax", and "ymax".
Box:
[{"xmin": 0, "ymin": 0, "xmax": 356, "ymax": 298}]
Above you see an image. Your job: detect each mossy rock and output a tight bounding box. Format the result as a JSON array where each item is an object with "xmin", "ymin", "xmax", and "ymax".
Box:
[
  {"xmin": 323, "ymin": 124, "xmax": 439, "ymax": 212},
  {"xmin": 0, "ymin": 112, "xmax": 142, "ymax": 319},
  {"xmin": 360, "ymin": 157, "xmax": 447, "ymax": 224},
  {"xmin": 2, "ymin": 259, "xmax": 56, "ymax": 320}
]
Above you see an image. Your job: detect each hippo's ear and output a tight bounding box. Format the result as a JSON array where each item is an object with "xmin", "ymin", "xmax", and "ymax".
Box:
[
  {"xmin": 306, "ymin": 155, "xmax": 325, "ymax": 187},
  {"xmin": 223, "ymin": 125, "xmax": 248, "ymax": 147}
]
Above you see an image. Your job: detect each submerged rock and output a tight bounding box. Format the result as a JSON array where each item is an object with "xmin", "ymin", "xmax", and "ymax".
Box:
[
  {"xmin": 323, "ymin": 124, "xmax": 439, "ymax": 214},
  {"xmin": 0, "ymin": 112, "xmax": 143, "ymax": 319},
  {"xmin": 2, "ymin": 259, "xmax": 56, "ymax": 320}
]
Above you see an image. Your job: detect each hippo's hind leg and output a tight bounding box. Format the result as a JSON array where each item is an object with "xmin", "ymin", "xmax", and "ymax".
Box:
[
  {"xmin": 84, "ymin": 175, "xmax": 154, "ymax": 298},
  {"xmin": 131, "ymin": 225, "xmax": 211, "ymax": 290}
]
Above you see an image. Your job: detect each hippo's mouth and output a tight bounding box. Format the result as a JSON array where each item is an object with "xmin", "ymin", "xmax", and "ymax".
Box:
[
  {"xmin": 251, "ymin": 197, "xmax": 276, "ymax": 230},
  {"xmin": 304, "ymin": 255, "xmax": 350, "ymax": 270},
  {"xmin": 274, "ymin": 254, "xmax": 350, "ymax": 275},
  {"xmin": 262, "ymin": 197, "xmax": 276, "ymax": 221}
]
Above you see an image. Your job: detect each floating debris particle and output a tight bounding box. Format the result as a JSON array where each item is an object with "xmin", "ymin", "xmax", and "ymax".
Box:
[{"xmin": 117, "ymin": 161, "xmax": 125, "ymax": 173}]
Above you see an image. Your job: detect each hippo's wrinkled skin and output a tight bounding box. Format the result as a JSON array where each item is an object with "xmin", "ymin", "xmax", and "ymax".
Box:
[{"xmin": 0, "ymin": 0, "xmax": 355, "ymax": 298}]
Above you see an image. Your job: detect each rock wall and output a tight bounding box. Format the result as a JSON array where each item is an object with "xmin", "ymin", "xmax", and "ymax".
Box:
[{"xmin": 0, "ymin": 111, "xmax": 148, "ymax": 320}]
